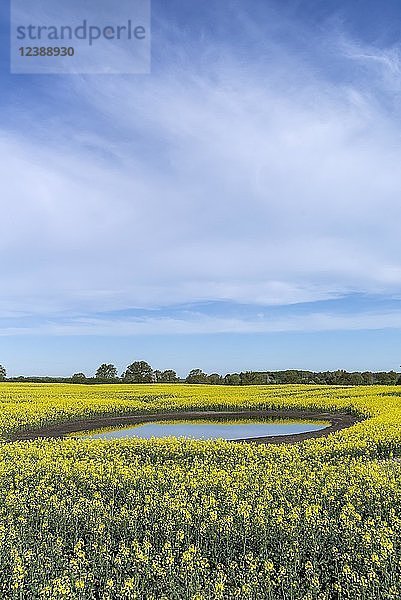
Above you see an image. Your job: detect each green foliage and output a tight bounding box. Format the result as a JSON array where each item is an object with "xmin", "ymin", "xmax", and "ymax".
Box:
[
  {"xmin": 207, "ymin": 373, "xmax": 223, "ymax": 385},
  {"xmin": 95, "ymin": 364, "xmax": 118, "ymax": 380},
  {"xmin": 5, "ymin": 368, "xmax": 401, "ymax": 386},
  {"xmin": 224, "ymin": 373, "xmax": 241, "ymax": 385},
  {"xmin": 185, "ymin": 369, "xmax": 209, "ymax": 384},
  {"xmin": 71, "ymin": 372, "xmax": 86, "ymax": 382},
  {"xmin": 240, "ymin": 372, "xmax": 272, "ymax": 385},
  {"xmin": 123, "ymin": 361, "xmax": 154, "ymax": 383},
  {"xmin": 154, "ymin": 369, "xmax": 180, "ymax": 383}
]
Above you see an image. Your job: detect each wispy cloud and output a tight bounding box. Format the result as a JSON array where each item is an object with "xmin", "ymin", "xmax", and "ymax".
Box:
[
  {"xmin": 1, "ymin": 306, "xmax": 401, "ymax": 337},
  {"xmin": 341, "ymin": 40, "xmax": 401, "ymax": 76},
  {"xmin": 2, "ymin": 6, "xmax": 401, "ymax": 335}
]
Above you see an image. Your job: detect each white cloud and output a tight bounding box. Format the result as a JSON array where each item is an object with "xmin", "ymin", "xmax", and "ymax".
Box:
[
  {"xmin": 341, "ymin": 40, "xmax": 401, "ymax": 77},
  {"xmin": 1, "ymin": 308, "xmax": 401, "ymax": 337},
  {"xmin": 2, "ymin": 17, "xmax": 401, "ymax": 330}
]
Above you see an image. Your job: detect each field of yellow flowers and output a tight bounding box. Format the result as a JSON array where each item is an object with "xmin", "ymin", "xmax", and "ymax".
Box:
[{"xmin": 0, "ymin": 383, "xmax": 401, "ymax": 599}]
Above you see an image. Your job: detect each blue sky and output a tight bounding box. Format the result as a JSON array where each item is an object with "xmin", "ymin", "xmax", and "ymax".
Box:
[{"xmin": 2, "ymin": 0, "xmax": 401, "ymax": 377}]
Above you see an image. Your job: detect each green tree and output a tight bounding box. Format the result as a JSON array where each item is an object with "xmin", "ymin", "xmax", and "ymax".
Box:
[
  {"xmin": 123, "ymin": 361, "xmax": 154, "ymax": 383},
  {"xmin": 347, "ymin": 373, "xmax": 365, "ymax": 386},
  {"xmin": 361, "ymin": 372, "xmax": 374, "ymax": 385},
  {"xmin": 240, "ymin": 371, "xmax": 271, "ymax": 385},
  {"xmin": 207, "ymin": 373, "xmax": 223, "ymax": 385},
  {"xmin": 224, "ymin": 373, "xmax": 241, "ymax": 385},
  {"xmin": 153, "ymin": 370, "xmax": 162, "ymax": 382},
  {"xmin": 0, "ymin": 365, "xmax": 6, "ymax": 381},
  {"xmin": 375, "ymin": 371, "xmax": 399, "ymax": 385},
  {"xmin": 95, "ymin": 364, "xmax": 118, "ymax": 380},
  {"xmin": 71, "ymin": 372, "xmax": 86, "ymax": 382},
  {"xmin": 185, "ymin": 369, "xmax": 208, "ymax": 384},
  {"xmin": 156, "ymin": 370, "xmax": 179, "ymax": 383}
]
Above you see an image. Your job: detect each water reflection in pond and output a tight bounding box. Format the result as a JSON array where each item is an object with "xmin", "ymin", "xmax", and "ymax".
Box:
[{"xmin": 75, "ymin": 417, "xmax": 330, "ymax": 441}]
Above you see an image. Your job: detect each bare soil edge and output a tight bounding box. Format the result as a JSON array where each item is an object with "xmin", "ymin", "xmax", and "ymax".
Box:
[{"xmin": 6, "ymin": 410, "xmax": 364, "ymax": 444}]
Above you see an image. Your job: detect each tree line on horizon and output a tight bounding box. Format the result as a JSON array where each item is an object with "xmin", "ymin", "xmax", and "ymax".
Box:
[{"xmin": 0, "ymin": 361, "xmax": 400, "ymax": 386}]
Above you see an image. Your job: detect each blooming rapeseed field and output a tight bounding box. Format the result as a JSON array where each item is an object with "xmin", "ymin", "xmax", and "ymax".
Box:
[{"xmin": 0, "ymin": 383, "xmax": 400, "ymax": 599}]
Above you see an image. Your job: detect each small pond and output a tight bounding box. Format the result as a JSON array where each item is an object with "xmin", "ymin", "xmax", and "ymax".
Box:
[{"xmin": 75, "ymin": 417, "xmax": 330, "ymax": 441}]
